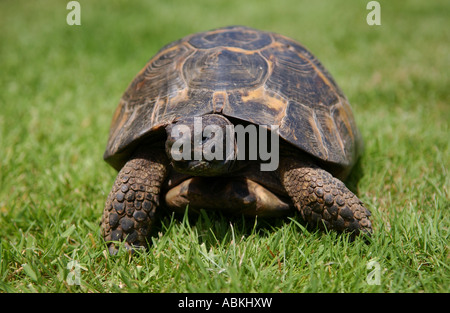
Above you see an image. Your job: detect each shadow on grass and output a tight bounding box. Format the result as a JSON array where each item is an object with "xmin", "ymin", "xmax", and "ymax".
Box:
[
  {"xmin": 154, "ymin": 207, "xmax": 367, "ymax": 252},
  {"xmin": 156, "ymin": 208, "xmax": 303, "ymax": 247}
]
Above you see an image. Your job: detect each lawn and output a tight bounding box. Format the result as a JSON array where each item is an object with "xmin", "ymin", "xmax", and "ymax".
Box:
[{"xmin": 0, "ymin": 0, "xmax": 448, "ymax": 293}]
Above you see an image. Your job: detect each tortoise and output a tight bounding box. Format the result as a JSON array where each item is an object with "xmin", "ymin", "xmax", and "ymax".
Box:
[{"xmin": 100, "ymin": 26, "xmax": 372, "ymax": 253}]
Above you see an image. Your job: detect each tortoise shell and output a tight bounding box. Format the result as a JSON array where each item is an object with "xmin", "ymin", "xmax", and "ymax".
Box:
[{"xmin": 104, "ymin": 26, "xmax": 362, "ymax": 176}]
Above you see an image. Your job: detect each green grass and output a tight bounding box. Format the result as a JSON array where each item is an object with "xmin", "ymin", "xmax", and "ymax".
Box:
[{"xmin": 0, "ymin": 0, "xmax": 448, "ymax": 293}]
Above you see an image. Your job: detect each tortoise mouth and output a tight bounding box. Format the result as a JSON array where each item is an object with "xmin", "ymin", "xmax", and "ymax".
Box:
[
  {"xmin": 164, "ymin": 176, "xmax": 293, "ymax": 217},
  {"xmin": 169, "ymin": 158, "xmax": 244, "ymax": 177}
]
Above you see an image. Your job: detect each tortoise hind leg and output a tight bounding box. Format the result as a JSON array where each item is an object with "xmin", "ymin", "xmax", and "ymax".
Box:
[
  {"xmin": 279, "ymin": 157, "xmax": 372, "ymax": 236},
  {"xmin": 101, "ymin": 147, "xmax": 168, "ymax": 254}
]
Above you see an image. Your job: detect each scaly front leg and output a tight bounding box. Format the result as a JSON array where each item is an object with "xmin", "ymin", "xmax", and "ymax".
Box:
[
  {"xmin": 101, "ymin": 148, "xmax": 168, "ymax": 254},
  {"xmin": 279, "ymin": 157, "xmax": 372, "ymax": 236}
]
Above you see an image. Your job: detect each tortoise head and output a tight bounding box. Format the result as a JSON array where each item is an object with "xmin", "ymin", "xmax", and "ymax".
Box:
[{"xmin": 165, "ymin": 114, "xmax": 244, "ymax": 176}]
